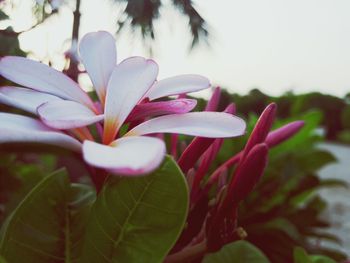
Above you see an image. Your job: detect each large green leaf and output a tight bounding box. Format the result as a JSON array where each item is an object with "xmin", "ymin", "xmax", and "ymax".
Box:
[
  {"xmin": 293, "ymin": 247, "xmax": 336, "ymax": 263},
  {"xmin": 0, "ymin": 169, "xmax": 95, "ymax": 263},
  {"xmin": 80, "ymin": 156, "xmax": 189, "ymax": 263},
  {"xmin": 0, "ymin": 154, "xmax": 51, "ymax": 225},
  {"xmin": 203, "ymin": 240, "xmax": 270, "ymax": 263}
]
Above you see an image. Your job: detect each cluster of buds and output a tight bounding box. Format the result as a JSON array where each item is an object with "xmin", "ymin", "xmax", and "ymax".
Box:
[{"xmin": 166, "ymin": 87, "xmax": 304, "ymax": 262}]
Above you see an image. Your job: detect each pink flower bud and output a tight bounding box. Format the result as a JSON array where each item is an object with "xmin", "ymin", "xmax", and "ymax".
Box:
[
  {"xmin": 226, "ymin": 143, "xmax": 269, "ymax": 205},
  {"xmin": 266, "ymin": 120, "xmax": 304, "ymax": 147},
  {"xmin": 241, "ymin": 103, "xmax": 276, "ymax": 161},
  {"xmin": 205, "ymin": 86, "xmax": 221, "ymax": 111},
  {"xmin": 178, "ymin": 137, "xmax": 215, "ymax": 173}
]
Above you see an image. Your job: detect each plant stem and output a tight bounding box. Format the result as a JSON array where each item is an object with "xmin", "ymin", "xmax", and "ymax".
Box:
[
  {"xmin": 164, "ymin": 240, "xmax": 207, "ymax": 263},
  {"xmin": 87, "ymin": 166, "xmax": 109, "ymax": 193}
]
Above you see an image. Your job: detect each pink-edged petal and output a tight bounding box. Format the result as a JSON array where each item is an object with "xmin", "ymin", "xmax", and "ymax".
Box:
[
  {"xmin": 126, "ymin": 112, "xmax": 246, "ymax": 138},
  {"xmin": 0, "ymin": 56, "xmax": 95, "ymax": 110},
  {"xmin": 83, "ymin": 136, "xmax": 165, "ymax": 176},
  {"xmin": 0, "ymin": 112, "xmax": 81, "ymax": 151},
  {"xmin": 145, "ymin": 74, "xmax": 210, "ymax": 101},
  {"xmin": 0, "ymin": 86, "xmax": 61, "ymax": 114},
  {"xmin": 79, "ymin": 31, "xmax": 116, "ymax": 104},
  {"xmin": 103, "ymin": 57, "xmax": 158, "ymax": 144},
  {"xmin": 126, "ymin": 98, "xmax": 197, "ymax": 122},
  {"xmin": 177, "ymin": 104, "xmax": 236, "ymax": 174},
  {"xmin": 37, "ymin": 100, "xmax": 104, "ymax": 129}
]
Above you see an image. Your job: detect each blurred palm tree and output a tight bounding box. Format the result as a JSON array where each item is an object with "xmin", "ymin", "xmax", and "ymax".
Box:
[
  {"xmin": 73, "ymin": 0, "xmax": 209, "ymax": 79},
  {"xmin": 115, "ymin": 0, "xmax": 209, "ymax": 48}
]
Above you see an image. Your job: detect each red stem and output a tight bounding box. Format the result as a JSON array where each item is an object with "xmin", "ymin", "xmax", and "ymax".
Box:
[{"xmin": 164, "ymin": 240, "xmax": 207, "ymax": 263}]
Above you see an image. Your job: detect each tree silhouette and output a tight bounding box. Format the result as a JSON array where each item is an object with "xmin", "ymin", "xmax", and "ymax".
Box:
[{"xmin": 115, "ymin": 0, "xmax": 209, "ymax": 48}]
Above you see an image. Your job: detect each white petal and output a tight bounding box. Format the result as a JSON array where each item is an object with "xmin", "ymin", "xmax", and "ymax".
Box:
[
  {"xmin": 83, "ymin": 136, "xmax": 165, "ymax": 176},
  {"xmin": 0, "ymin": 56, "xmax": 95, "ymax": 110},
  {"xmin": 79, "ymin": 31, "xmax": 116, "ymax": 103},
  {"xmin": 38, "ymin": 100, "xmax": 104, "ymax": 129},
  {"xmin": 145, "ymin": 74, "xmax": 210, "ymax": 101},
  {"xmin": 0, "ymin": 86, "xmax": 61, "ymax": 114},
  {"xmin": 127, "ymin": 112, "xmax": 246, "ymax": 138},
  {"xmin": 0, "ymin": 113, "xmax": 81, "ymax": 151},
  {"xmin": 103, "ymin": 57, "xmax": 158, "ymax": 144}
]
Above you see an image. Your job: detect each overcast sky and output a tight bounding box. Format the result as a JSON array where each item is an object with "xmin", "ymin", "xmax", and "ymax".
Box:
[{"xmin": 6, "ymin": 0, "xmax": 350, "ymax": 97}]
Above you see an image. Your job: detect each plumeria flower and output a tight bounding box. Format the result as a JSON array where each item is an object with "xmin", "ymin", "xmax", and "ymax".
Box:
[{"xmin": 0, "ymin": 31, "xmax": 246, "ymax": 177}]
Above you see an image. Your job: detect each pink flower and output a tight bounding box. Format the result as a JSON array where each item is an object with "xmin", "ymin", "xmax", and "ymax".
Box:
[{"xmin": 0, "ymin": 31, "xmax": 246, "ymax": 176}]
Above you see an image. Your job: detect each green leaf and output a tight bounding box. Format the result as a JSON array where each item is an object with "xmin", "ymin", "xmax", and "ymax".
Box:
[
  {"xmin": 293, "ymin": 247, "xmax": 337, "ymax": 263},
  {"xmin": 203, "ymin": 240, "xmax": 270, "ymax": 263},
  {"xmin": 80, "ymin": 156, "xmax": 189, "ymax": 263},
  {"xmin": 0, "ymin": 28, "xmax": 26, "ymax": 57},
  {"xmin": 298, "ymin": 150, "xmax": 336, "ymax": 172},
  {"xmin": 0, "ymin": 157, "xmax": 48, "ymax": 225},
  {"xmin": 318, "ymin": 179, "xmax": 348, "ymax": 189},
  {"xmin": 309, "ymin": 255, "xmax": 337, "ymax": 263},
  {"xmin": 0, "ymin": 169, "xmax": 95, "ymax": 263},
  {"xmin": 294, "ymin": 247, "xmax": 312, "ymax": 263},
  {"xmin": 270, "ymin": 111, "xmax": 323, "ymax": 156},
  {"xmin": 0, "ymin": 255, "xmax": 7, "ymax": 263},
  {"xmin": 261, "ymin": 218, "xmax": 300, "ymax": 240}
]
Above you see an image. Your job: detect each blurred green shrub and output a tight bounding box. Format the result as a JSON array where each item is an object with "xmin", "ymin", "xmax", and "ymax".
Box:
[
  {"xmin": 338, "ymin": 130, "xmax": 350, "ymax": 144},
  {"xmin": 218, "ymin": 89, "xmax": 348, "ymax": 142},
  {"xmin": 341, "ymin": 105, "xmax": 350, "ymax": 130}
]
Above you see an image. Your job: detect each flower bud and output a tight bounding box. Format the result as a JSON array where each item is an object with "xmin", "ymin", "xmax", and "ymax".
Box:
[
  {"xmin": 241, "ymin": 103, "xmax": 276, "ymax": 161},
  {"xmin": 226, "ymin": 143, "xmax": 269, "ymax": 205},
  {"xmin": 266, "ymin": 120, "xmax": 304, "ymax": 147}
]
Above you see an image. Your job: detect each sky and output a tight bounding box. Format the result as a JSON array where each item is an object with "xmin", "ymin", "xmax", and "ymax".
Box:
[{"xmin": 3, "ymin": 0, "xmax": 350, "ymax": 97}]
